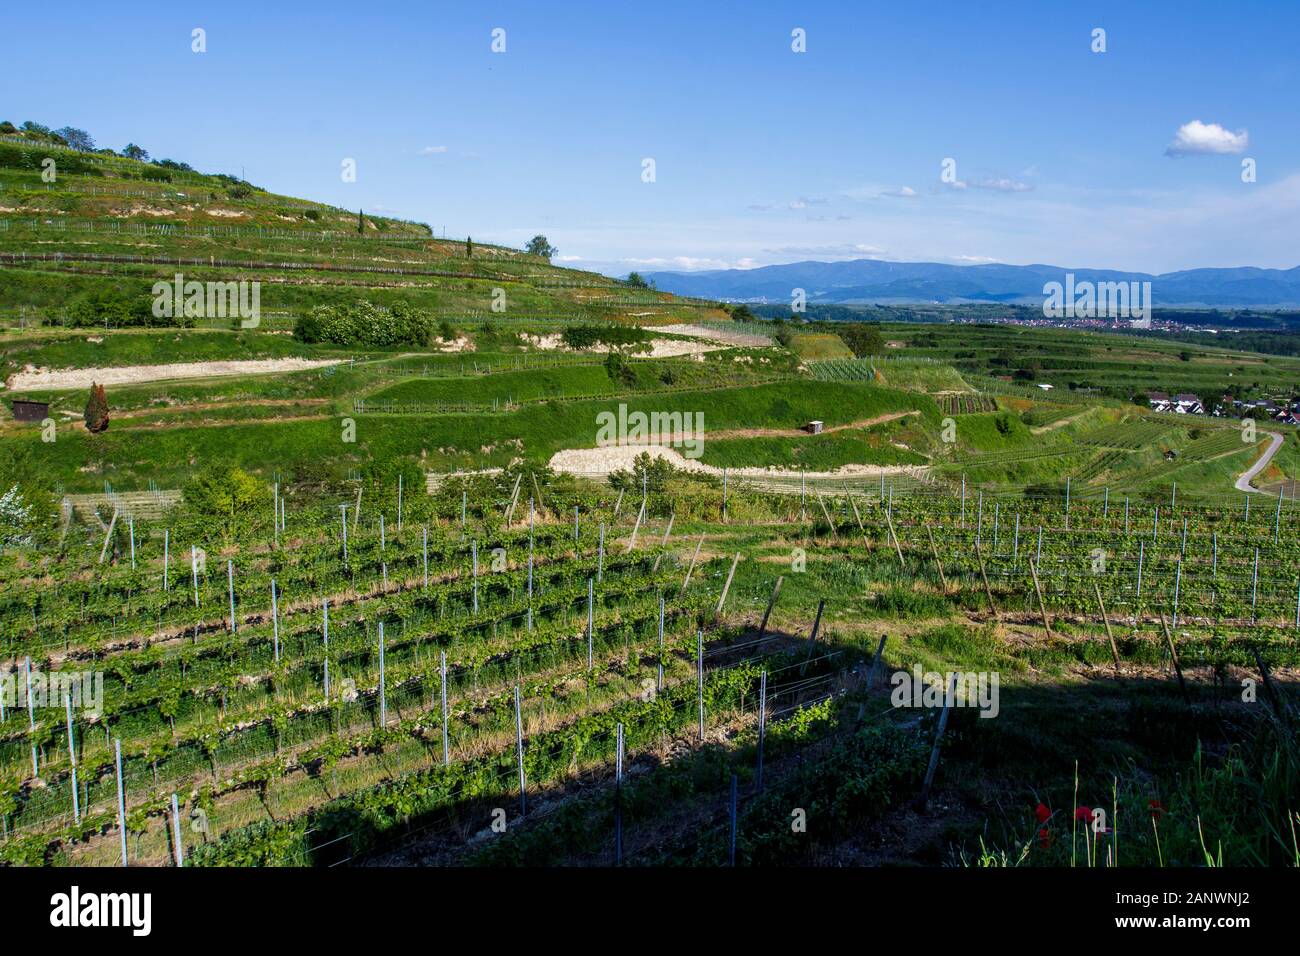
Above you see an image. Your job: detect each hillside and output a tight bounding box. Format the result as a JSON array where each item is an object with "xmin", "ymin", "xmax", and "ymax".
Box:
[
  {"xmin": 0, "ymin": 131, "xmax": 723, "ymax": 329},
  {"xmin": 0, "ymin": 125, "xmax": 1297, "ymax": 882}
]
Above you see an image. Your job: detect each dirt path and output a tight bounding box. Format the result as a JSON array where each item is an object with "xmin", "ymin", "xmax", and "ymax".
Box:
[
  {"xmin": 549, "ymin": 444, "xmax": 928, "ymax": 480},
  {"xmin": 655, "ymin": 323, "xmax": 772, "ymax": 347},
  {"xmin": 7, "ymin": 357, "xmax": 346, "ymax": 391},
  {"xmin": 1235, "ymin": 430, "xmax": 1284, "ymax": 492},
  {"xmin": 706, "ymin": 409, "xmax": 919, "ymax": 440}
]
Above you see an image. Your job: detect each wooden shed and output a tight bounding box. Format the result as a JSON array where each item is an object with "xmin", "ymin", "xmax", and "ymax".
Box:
[
  {"xmin": 804, "ymin": 420, "xmax": 824, "ymax": 434},
  {"xmin": 11, "ymin": 399, "xmax": 49, "ymax": 422}
]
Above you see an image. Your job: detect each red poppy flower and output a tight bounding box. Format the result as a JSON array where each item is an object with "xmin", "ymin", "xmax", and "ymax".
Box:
[
  {"xmin": 1075, "ymin": 806, "xmax": 1093, "ymax": 822},
  {"xmin": 1037, "ymin": 827, "xmax": 1052, "ymax": 849},
  {"xmin": 1035, "ymin": 803, "xmax": 1051, "ymax": 823},
  {"xmin": 1148, "ymin": 800, "xmax": 1164, "ymax": 821}
]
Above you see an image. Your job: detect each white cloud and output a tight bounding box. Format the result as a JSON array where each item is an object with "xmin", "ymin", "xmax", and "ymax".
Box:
[
  {"xmin": 419, "ymin": 145, "xmax": 449, "ymax": 155},
  {"xmin": 881, "ymin": 186, "xmax": 917, "ymax": 198},
  {"xmin": 760, "ymin": 242, "xmax": 886, "ymax": 259},
  {"xmin": 788, "ymin": 199, "xmax": 807, "ymax": 209},
  {"xmin": 971, "ymin": 176, "xmax": 1033, "ymax": 193},
  {"xmin": 1165, "ymin": 120, "xmax": 1249, "ymax": 156}
]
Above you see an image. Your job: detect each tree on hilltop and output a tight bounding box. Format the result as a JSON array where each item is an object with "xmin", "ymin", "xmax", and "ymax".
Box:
[{"xmin": 526, "ymin": 235, "xmax": 557, "ymax": 259}]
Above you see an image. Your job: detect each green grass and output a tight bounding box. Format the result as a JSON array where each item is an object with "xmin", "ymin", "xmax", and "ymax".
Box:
[
  {"xmin": 789, "ymin": 333, "xmax": 854, "ymax": 360},
  {"xmin": 697, "ymin": 427, "xmax": 928, "ymax": 470}
]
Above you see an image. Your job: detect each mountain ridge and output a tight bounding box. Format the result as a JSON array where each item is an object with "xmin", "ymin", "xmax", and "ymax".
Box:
[{"xmin": 641, "ymin": 258, "xmax": 1300, "ymax": 307}]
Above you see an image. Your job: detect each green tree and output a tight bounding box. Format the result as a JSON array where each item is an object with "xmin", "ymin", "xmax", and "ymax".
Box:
[
  {"xmin": 121, "ymin": 143, "xmax": 149, "ymax": 161},
  {"xmin": 625, "ymin": 272, "xmax": 651, "ymax": 289},
  {"xmin": 182, "ymin": 465, "xmax": 267, "ymax": 544},
  {"xmin": 54, "ymin": 127, "xmax": 94, "ymax": 151},
  {"xmin": 837, "ymin": 322, "xmax": 885, "ymax": 358},
  {"xmin": 466, "ymin": 236, "xmax": 473, "ymax": 258},
  {"xmin": 525, "ymin": 235, "xmax": 557, "ymax": 259}
]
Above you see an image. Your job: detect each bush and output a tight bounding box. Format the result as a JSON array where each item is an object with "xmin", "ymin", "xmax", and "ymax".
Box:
[
  {"xmin": 294, "ymin": 300, "xmax": 433, "ymax": 348},
  {"xmin": 181, "ymin": 464, "xmax": 266, "ymax": 544},
  {"xmin": 62, "ymin": 287, "xmax": 158, "ymax": 328},
  {"xmin": 83, "ymin": 383, "xmax": 109, "ymax": 433},
  {"xmin": 561, "ymin": 324, "xmax": 649, "ymax": 350}
]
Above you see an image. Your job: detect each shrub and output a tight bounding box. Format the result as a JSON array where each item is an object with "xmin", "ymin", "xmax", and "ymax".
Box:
[
  {"xmin": 63, "ymin": 287, "xmax": 156, "ymax": 328},
  {"xmin": 83, "ymin": 383, "xmax": 109, "ymax": 433},
  {"xmin": 561, "ymin": 324, "xmax": 649, "ymax": 350},
  {"xmin": 294, "ymin": 300, "xmax": 433, "ymax": 348},
  {"xmin": 182, "ymin": 465, "xmax": 267, "ymax": 544}
]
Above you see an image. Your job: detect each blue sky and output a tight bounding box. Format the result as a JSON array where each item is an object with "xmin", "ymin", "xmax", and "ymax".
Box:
[{"xmin": 4, "ymin": 0, "xmax": 1298, "ymax": 274}]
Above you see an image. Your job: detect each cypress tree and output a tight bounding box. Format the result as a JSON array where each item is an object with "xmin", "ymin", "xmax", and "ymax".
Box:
[{"xmin": 84, "ymin": 382, "xmax": 109, "ymax": 433}]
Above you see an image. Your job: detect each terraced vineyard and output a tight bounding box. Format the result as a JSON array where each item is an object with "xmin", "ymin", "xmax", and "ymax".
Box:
[{"xmin": 2, "ymin": 464, "xmax": 1297, "ymax": 869}]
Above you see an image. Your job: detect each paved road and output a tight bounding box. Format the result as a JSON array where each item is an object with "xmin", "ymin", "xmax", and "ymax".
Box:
[{"xmin": 1235, "ymin": 430, "xmax": 1285, "ymax": 493}]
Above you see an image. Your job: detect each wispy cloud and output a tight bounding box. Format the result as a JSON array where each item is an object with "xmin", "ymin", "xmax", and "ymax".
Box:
[
  {"xmin": 419, "ymin": 145, "xmax": 449, "ymax": 155},
  {"xmin": 1165, "ymin": 120, "xmax": 1249, "ymax": 156},
  {"xmin": 970, "ymin": 176, "xmax": 1033, "ymax": 193}
]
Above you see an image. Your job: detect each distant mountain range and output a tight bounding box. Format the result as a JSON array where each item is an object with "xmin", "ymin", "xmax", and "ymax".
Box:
[{"xmin": 641, "ymin": 259, "xmax": 1300, "ymax": 308}]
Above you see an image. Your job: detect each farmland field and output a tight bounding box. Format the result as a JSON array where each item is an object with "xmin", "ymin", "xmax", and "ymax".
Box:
[{"xmin": 1, "ymin": 98, "xmax": 1298, "ymax": 895}]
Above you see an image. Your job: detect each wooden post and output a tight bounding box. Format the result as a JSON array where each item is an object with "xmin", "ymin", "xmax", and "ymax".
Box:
[
  {"xmin": 846, "ymin": 490, "xmax": 872, "ymax": 552},
  {"xmin": 504, "ymin": 474, "xmax": 522, "ymax": 525},
  {"xmin": 614, "ymin": 722, "xmax": 624, "ymax": 865},
  {"xmin": 814, "ymin": 490, "xmax": 838, "ymax": 542},
  {"xmin": 114, "ymin": 738, "xmax": 128, "ymax": 866},
  {"xmin": 1092, "ymin": 580, "xmax": 1121, "ymax": 673},
  {"xmin": 916, "ymin": 675, "xmax": 957, "ymax": 812},
  {"xmin": 697, "ymin": 630, "xmax": 705, "ymax": 742},
  {"xmin": 24, "ymin": 657, "xmax": 37, "ymax": 776},
  {"xmin": 884, "ymin": 506, "xmax": 905, "ymax": 567},
  {"xmin": 98, "ymin": 508, "xmax": 118, "ymax": 564},
  {"xmin": 680, "ymin": 534, "xmax": 704, "ymax": 596},
  {"xmin": 353, "ymin": 484, "xmax": 362, "ymax": 531},
  {"xmin": 322, "ymin": 600, "xmax": 330, "ymax": 699},
  {"xmin": 715, "ymin": 552, "xmax": 741, "ymax": 615},
  {"xmin": 657, "ymin": 594, "xmax": 665, "ymax": 693},
  {"xmin": 514, "ymin": 685, "xmax": 526, "ymax": 817},
  {"xmin": 471, "ymin": 539, "xmax": 479, "ymax": 614},
  {"xmin": 612, "ymin": 487, "xmax": 624, "ymax": 520},
  {"xmin": 170, "ymin": 793, "xmax": 184, "ymax": 867},
  {"xmin": 1252, "ymin": 647, "xmax": 1291, "ymax": 729},
  {"xmin": 926, "ymin": 525, "xmax": 949, "ymax": 592},
  {"xmin": 270, "ymin": 579, "xmax": 280, "ymax": 662},
  {"xmin": 587, "ymin": 578, "xmax": 595, "ymax": 669},
  {"xmin": 1028, "ymin": 559, "xmax": 1052, "ymax": 638},
  {"xmin": 422, "ymin": 526, "xmax": 429, "ymax": 590},
  {"xmin": 440, "ymin": 650, "xmax": 450, "ymax": 765},
  {"xmin": 65, "ymin": 693, "xmax": 80, "ymax": 823},
  {"xmin": 625, "ymin": 500, "xmax": 645, "ymax": 553},
  {"xmin": 870, "ymin": 634, "xmax": 888, "ymax": 688},
  {"xmin": 378, "ymin": 621, "xmax": 386, "ymax": 726},
  {"xmin": 756, "ymin": 671, "xmax": 767, "ymax": 792},
  {"xmin": 1157, "ymin": 611, "xmax": 1191, "ymax": 705},
  {"xmin": 975, "ymin": 543, "xmax": 998, "ymax": 620},
  {"xmin": 651, "ymin": 512, "xmax": 675, "ymax": 573},
  {"xmin": 163, "ymin": 529, "xmax": 169, "ymax": 592},
  {"xmin": 758, "ymin": 576, "xmax": 783, "ymax": 640},
  {"xmin": 804, "ymin": 599, "xmax": 826, "ymax": 666},
  {"xmin": 227, "ymin": 560, "xmax": 236, "ymax": 633}
]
